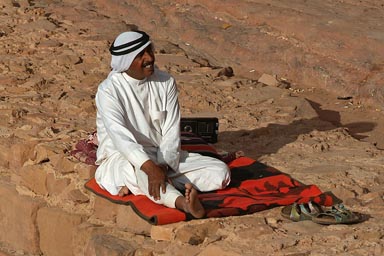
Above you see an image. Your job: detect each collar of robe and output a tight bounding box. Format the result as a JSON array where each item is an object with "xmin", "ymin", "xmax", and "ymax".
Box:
[{"xmin": 122, "ymin": 71, "xmax": 148, "ymax": 85}]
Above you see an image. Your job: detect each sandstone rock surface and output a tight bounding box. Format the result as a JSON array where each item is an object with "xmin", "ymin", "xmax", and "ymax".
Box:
[{"xmin": 0, "ymin": 0, "xmax": 383, "ymax": 255}]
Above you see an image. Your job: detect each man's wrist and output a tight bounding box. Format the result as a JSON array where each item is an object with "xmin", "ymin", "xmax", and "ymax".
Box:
[
  {"xmin": 140, "ymin": 159, "xmax": 156, "ymax": 174},
  {"xmin": 159, "ymin": 164, "xmax": 169, "ymax": 172}
]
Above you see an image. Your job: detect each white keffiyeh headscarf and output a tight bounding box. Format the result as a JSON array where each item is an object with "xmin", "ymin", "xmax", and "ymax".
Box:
[{"xmin": 108, "ymin": 30, "xmax": 152, "ymax": 78}]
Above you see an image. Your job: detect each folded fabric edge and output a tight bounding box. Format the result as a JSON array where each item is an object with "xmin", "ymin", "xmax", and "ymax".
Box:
[{"xmin": 84, "ymin": 179, "xmax": 187, "ymax": 225}]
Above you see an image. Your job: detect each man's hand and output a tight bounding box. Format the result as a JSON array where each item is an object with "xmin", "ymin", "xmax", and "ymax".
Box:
[{"xmin": 141, "ymin": 160, "xmax": 167, "ymax": 200}]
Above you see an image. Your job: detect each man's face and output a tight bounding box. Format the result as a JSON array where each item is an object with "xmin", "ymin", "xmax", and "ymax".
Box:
[{"xmin": 127, "ymin": 44, "xmax": 155, "ymax": 80}]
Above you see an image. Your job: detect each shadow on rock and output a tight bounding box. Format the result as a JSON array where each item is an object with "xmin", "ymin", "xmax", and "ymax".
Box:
[
  {"xmin": 218, "ymin": 99, "xmax": 376, "ymax": 159},
  {"xmin": 307, "ymin": 99, "xmax": 377, "ymax": 140}
]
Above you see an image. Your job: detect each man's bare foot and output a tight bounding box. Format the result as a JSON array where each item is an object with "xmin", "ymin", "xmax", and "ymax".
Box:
[
  {"xmin": 175, "ymin": 183, "xmax": 205, "ymax": 218},
  {"xmin": 118, "ymin": 186, "xmax": 130, "ymax": 197}
]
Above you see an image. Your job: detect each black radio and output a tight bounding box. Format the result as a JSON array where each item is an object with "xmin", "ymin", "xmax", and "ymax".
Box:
[{"xmin": 180, "ymin": 117, "xmax": 219, "ymax": 143}]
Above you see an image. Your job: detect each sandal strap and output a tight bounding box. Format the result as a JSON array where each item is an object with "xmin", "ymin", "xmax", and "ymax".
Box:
[
  {"xmin": 331, "ymin": 204, "xmax": 352, "ymax": 214},
  {"xmin": 307, "ymin": 201, "xmax": 323, "ymax": 214},
  {"xmin": 313, "ymin": 204, "xmax": 360, "ymax": 224},
  {"xmin": 289, "ymin": 203, "xmax": 302, "ymax": 221},
  {"xmin": 295, "ymin": 201, "xmax": 323, "ymax": 221}
]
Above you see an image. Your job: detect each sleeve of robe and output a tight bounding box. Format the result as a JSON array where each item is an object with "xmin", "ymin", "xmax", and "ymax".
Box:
[
  {"xmin": 157, "ymin": 77, "xmax": 181, "ymax": 171},
  {"xmin": 96, "ymin": 85, "xmax": 150, "ymax": 170}
]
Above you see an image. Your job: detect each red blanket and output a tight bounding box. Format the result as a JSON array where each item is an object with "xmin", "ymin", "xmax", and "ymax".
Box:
[
  {"xmin": 74, "ymin": 133, "xmax": 339, "ymax": 225},
  {"xmin": 84, "ymin": 156, "xmax": 338, "ymax": 225}
]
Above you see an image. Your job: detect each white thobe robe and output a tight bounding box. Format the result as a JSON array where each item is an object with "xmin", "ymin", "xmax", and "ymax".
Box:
[{"xmin": 95, "ymin": 69, "xmax": 230, "ymax": 208}]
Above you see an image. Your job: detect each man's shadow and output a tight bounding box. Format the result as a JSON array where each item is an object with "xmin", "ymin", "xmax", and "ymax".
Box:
[{"xmin": 218, "ymin": 99, "xmax": 376, "ymax": 159}]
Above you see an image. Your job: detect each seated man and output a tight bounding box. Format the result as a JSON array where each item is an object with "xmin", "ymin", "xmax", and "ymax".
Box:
[{"xmin": 94, "ymin": 30, "xmax": 231, "ymax": 218}]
